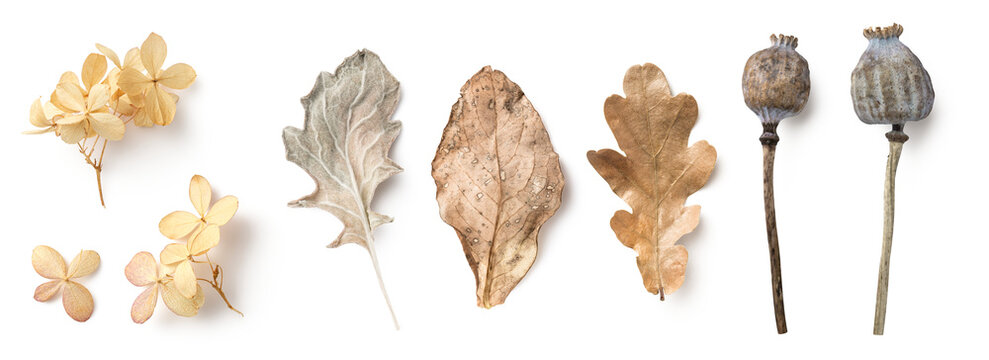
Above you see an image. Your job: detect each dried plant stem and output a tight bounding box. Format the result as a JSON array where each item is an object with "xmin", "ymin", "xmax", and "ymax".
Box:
[
  {"xmin": 78, "ymin": 137, "xmax": 108, "ymax": 207},
  {"xmin": 762, "ymin": 142, "xmax": 787, "ymax": 334},
  {"xmin": 874, "ymin": 125, "xmax": 907, "ymax": 335},
  {"xmin": 199, "ymin": 254, "xmax": 244, "ymax": 316},
  {"xmin": 366, "ymin": 237, "xmax": 400, "ymax": 330}
]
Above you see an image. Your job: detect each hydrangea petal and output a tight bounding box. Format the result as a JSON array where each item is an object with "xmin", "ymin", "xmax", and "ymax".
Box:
[
  {"xmin": 123, "ymin": 47, "xmax": 144, "ymax": 72},
  {"xmin": 34, "ymin": 280, "xmax": 64, "ymax": 302},
  {"xmin": 162, "ymin": 282, "xmax": 199, "ymax": 317},
  {"xmin": 131, "ymin": 285, "xmax": 158, "ymax": 324},
  {"xmin": 173, "ymin": 260, "xmax": 197, "ymax": 298},
  {"xmin": 158, "ymin": 63, "xmax": 196, "ymax": 90},
  {"xmin": 54, "ymin": 83, "xmax": 85, "ymax": 112},
  {"xmin": 96, "ymin": 43, "xmax": 121, "ymax": 68},
  {"xmin": 29, "ymin": 98, "xmax": 49, "ymax": 128},
  {"xmin": 57, "ymin": 71, "xmax": 80, "ymax": 87},
  {"xmin": 61, "ymin": 281, "xmax": 94, "ymax": 322},
  {"xmin": 132, "ymin": 104, "xmax": 152, "ymax": 128},
  {"xmin": 58, "ymin": 121, "xmax": 87, "ymax": 144},
  {"xmin": 155, "ymin": 86, "xmax": 177, "ymax": 126},
  {"xmin": 125, "ymin": 252, "xmax": 159, "ymax": 286},
  {"xmin": 140, "ymin": 33, "xmax": 166, "ymax": 77},
  {"xmin": 206, "ymin": 195, "xmax": 238, "ymax": 226},
  {"xmin": 67, "ymin": 250, "xmax": 100, "ymax": 278},
  {"xmin": 88, "ymin": 112, "xmax": 125, "ymax": 141},
  {"xmin": 81, "ymin": 53, "xmax": 107, "ymax": 90},
  {"xmin": 159, "ymin": 210, "xmax": 201, "ymax": 240},
  {"xmin": 189, "ymin": 224, "xmax": 220, "ymax": 256},
  {"xmin": 189, "ymin": 175, "xmax": 211, "ymax": 217},
  {"xmin": 86, "ymin": 84, "xmax": 110, "ymax": 112},
  {"xmin": 32, "ymin": 245, "xmax": 67, "ymax": 279},
  {"xmin": 160, "ymin": 243, "xmax": 190, "ymax": 266},
  {"xmin": 117, "ymin": 67, "xmax": 152, "ymax": 98}
]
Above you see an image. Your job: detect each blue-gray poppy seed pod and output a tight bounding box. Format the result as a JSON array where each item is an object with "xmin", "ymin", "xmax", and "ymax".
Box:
[{"xmin": 851, "ymin": 24, "xmax": 934, "ymax": 125}]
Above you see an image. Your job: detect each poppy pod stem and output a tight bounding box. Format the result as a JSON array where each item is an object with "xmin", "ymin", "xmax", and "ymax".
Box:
[
  {"xmin": 760, "ymin": 122, "xmax": 786, "ymax": 334},
  {"xmin": 874, "ymin": 124, "xmax": 907, "ymax": 335}
]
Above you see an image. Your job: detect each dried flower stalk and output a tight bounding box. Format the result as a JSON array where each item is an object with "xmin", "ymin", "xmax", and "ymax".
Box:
[
  {"xmin": 851, "ymin": 23, "xmax": 934, "ymax": 335},
  {"xmin": 25, "ymin": 33, "xmax": 196, "ymax": 206},
  {"xmin": 742, "ymin": 34, "xmax": 810, "ymax": 334}
]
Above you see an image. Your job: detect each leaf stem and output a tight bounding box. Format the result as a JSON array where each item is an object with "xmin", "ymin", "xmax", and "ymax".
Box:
[
  {"xmin": 762, "ymin": 142, "xmax": 787, "ymax": 334},
  {"xmin": 366, "ymin": 240, "xmax": 399, "ymax": 330},
  {"xmin": 874, "ymin": 125, "xmax": 907, "ymax": 335}
]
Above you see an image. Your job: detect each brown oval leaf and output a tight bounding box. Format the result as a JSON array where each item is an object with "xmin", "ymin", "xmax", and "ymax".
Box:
[
  {"xmin": 587, "ymin": 63, "xmax": 716, "ymax": 300},
  {"xmin": 432, "ymin": 66, "xmax": 564, "ymax": 308}
]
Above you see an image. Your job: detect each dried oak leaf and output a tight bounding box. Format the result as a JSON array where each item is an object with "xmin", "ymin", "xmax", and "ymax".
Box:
[
  {"xmin": 432, "ymin": 66, "xmax": 564, "ymax": 308},
  {"xmin": 587, "ymin": 64, "xmax": 716, "ymax": 300},
  {"xmin": 282, "ymin": 49, "xmax": 401, "ymax": 328}
]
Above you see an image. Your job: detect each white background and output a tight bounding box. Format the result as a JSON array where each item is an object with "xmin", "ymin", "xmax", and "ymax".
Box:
[{"xmin": 1, "ymin": 0, "xmax": 984, "ymax": 358}]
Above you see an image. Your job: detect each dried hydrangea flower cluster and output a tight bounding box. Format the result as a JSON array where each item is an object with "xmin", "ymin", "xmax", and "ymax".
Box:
[
  {"xmin": 25, "ymin": 33, "xmax": 196, "ymax": 207},
  {"xmin": 31, "ymin": 246, "xmax": 100, "ymax": 322},
  {"xmin": 125, "ymin": 175, "xmax": 241, "ymax": 323}
]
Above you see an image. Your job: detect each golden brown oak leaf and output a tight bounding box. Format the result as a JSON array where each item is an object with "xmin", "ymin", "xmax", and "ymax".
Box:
[
  {"xmin": 587, "ymin": 63, "xmax": 716, "ymax": 300},
  {"xmin": 432, "ymin": 66, "xmax": 564, "ymax": 308}
]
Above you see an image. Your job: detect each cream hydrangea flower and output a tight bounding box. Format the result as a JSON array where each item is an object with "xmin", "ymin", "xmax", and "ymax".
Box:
[
  {"xmin": 125, "ymin": 251, "xmax": 204, "ymax": 323},
  {"xmin": 24, "ymin": 33, "xmax": 197, "ymax": 207},
  {"xmin": 118, "ymin": 33, "xmax": 196, "ymax": 127},
  {"xmin": 159, "ymin": 225, "xmax": 219, "ymax": 298},
  {"xmin": 158, "ymin": 175, "xmax": 237, "ymax": 298},
  {"xmin": 24, "ymin": 98, "xmax": 58, "ymax": 134},
  {"xmin": 42, "ymin": 53, "xmax": 124, "ymax": 143},
  {"xmin": 96, "ymin": 43, "xmax": 145, "ymax": 116},
  {"xmin": 32, "ymin": 245, "xmax": 100, "ymax": 322},
  {"xmin": 52, "ymin": 82, "xmax": 125, "ymax": 143},
  {"xmin": 159, "ymin": 175, "xmax": 238, "ymax": 242}
]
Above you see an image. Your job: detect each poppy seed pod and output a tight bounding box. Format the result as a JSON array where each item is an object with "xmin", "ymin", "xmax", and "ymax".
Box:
[
  {"xmin": 853, "ymin": 23, "xmax": 935, "ymax": 336},
  {"xmin": 742, "ymin": 34, "xmax": 811, "ymax": 145},
  {"xmin": 741, "ymin": 33, "xmax": 810, "ymax": 335},
  {"xmin": 851, "ymin": 24, "xmax": 934, "ymax": 127}
]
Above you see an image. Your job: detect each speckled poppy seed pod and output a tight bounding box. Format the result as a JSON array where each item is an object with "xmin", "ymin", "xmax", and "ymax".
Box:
[
  {"xmin": 851, "ymin": 23, "xmax": 934, "ymax": 136},
  {"xmin": 741, "ymin": 33, "xmax": 810, "ymax": 335},
  {"xmin": 742, "ymin": 34, "xmax": 811, "ymax": 145}
]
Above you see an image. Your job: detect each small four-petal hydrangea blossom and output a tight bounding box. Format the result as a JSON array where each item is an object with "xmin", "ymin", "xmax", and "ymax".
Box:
[{"xmin": 32, "ymin": 245, "xmax": 100, "ymax": 322}]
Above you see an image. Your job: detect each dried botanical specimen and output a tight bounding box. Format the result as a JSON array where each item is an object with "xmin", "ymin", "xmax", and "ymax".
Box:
[
  {"xmin": 125, "ymin": 252, "xmax": 205, "ymax": 323},
  {"xmin": 742, "ymin": 34, "xmax": 811, "ymax": 334},
  {"xmin": 282, "ymin": 50, "xmax": 402, "ymax": 328},
  {"xmin": 432, "ymin": 66, "xmax": 564, "ymax": 308},
  {"xmin": 587, "ymin": 64, "xmax": 716, "ymax": 300},
  {"xmin": 850, "ymin": 24, "xmax": 934, "ymax": 335},
  {"xmin": 126, "ymin": 175, "xmax": 241, "ymax": 323},
  {"xmin": 25, "ymin": 33, "xmax": 196, "ymax": 206},
  {"xmin": 32, "ymin": 246, "xmax": 100, "ymax": 322}
]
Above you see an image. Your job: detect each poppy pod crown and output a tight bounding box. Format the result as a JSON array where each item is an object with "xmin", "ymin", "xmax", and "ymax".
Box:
[{"xmin": 851, "ymin": 23, "xmax": 934, "ymax": 125}]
